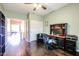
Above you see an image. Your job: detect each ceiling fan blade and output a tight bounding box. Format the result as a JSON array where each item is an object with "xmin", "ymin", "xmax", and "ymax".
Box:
[
  {"xmin": 24, "ymin": 3, "xmax": 32, "ymax": 4},
  {"xmin": 33, "ymin": 7, "xmax": 36, "ymax": 11},
  {"xmin": 42, "ymin": 5, "xmax": 47, "ymax": 10}
]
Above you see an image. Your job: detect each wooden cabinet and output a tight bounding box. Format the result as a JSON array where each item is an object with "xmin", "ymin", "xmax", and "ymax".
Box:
[
  {"xmin": 49, "ymin": 23, "xmax": 67, "ymax": 49},
  {"xmin": 50, "ymin": 23, "xmax": 67, "ymax": 36},
  {"xmin": 65, "ymin": 35, "xmax": 77, "ymax": 55},
  {"xmin": 49, "ymin": 23, "xmax": 77, "ymax": 55}
]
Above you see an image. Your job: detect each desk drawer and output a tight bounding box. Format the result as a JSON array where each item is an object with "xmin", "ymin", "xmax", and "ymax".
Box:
[
  {"xmin": 65, "ymin": 40, "xmax": 76, "ymax": 46},
  {"xmin": 65, "ymin": 45, "xmax": 76, "ymax": 51}
]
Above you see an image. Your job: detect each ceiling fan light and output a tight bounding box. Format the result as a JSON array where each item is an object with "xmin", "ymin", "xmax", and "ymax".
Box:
[
  {"xmin": 38, "ymin": 4, "xmax": 41, "ymax": 8},
  {"xmin": 36, "ymin": 7, "xmax": 39, "ymax": 10},
  {"xmin": 34, "ymin": 3, "xmax": 37, "ymax": 7}
]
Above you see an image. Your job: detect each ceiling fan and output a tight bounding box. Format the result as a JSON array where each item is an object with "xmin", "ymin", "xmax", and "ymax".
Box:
[{"xmin": 24, "ymin": 3, "xmax": 47, "ymax": 11}]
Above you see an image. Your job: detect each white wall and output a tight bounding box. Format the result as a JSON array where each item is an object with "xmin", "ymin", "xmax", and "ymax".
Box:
[
  {"xmin": 29, "ymin": 13, "xmax": 43, "ymax": 42},
  {"xmin": 0, "ymin": 4, "xmax": 2, "ymax": 11},
  {"xmin": 0, "ymin": 4, "xmax": 4, "ymax": 13},
  {"xmin": 5, "ymin": 10, "xmax": 27, "ymax": 20},
  {"xmin": 44, "ymin": 4, "xmax": 79, "ymax": 51}
]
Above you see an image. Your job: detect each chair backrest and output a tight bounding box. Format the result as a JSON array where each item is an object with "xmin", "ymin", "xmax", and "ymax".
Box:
[{"xmin": 43, "ymin": 34, "xmax": 49, "ymax": 43}]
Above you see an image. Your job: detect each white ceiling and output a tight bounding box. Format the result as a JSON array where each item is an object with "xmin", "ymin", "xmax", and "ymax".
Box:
[{"xmin": 2, "ymin": 3, "xmax": 68, "ymax": 15}]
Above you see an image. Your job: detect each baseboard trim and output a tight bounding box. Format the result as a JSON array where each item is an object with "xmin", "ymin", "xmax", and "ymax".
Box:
[{"xmin": 29, "ymin": 40, "xmax": 37, "ymax": 42}]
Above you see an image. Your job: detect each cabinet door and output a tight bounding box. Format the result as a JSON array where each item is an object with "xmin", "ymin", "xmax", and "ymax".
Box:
[
  {"xmin": 65, "ymin": 40, "xmax": 76, "ymax": 51},
  {"xmin": 0, "ymin": 35, "xmax": 1, "ymax": 46},
  {"xmin": 58, "ymin": 38, "xmax": 64, "ymax": 48},
  {"xmin": 65, "ymin": 40, "xmax": 76, "ymax": 46},
  {"xmin": 2, "ymin": 36, "xmax": 5, "ymax": 53}
]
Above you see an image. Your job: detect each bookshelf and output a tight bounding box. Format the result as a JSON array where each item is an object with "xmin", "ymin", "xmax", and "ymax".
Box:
[
  {"xmin": 0, "ymin": 11, "xmax": 5, "ymax": 56},
  {"xmin": 50, "ymin": 23, "xmax": 67, "ymax": 36}
]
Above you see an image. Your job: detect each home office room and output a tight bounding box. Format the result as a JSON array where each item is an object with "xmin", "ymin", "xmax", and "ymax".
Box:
[{"xmin": 0, "ymin": 0, "xmax": 79, "ymax": 57}]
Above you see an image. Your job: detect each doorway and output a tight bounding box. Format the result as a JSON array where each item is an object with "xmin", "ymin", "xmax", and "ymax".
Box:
[{"xmin": 4, "ymin": 18, "xmax": 28, "ymax": 55}]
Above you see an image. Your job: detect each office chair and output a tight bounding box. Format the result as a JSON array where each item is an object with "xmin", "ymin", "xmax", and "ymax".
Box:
[{"xmin": 43, "ymin": 34, "xmax": 57, "ymax": 50}]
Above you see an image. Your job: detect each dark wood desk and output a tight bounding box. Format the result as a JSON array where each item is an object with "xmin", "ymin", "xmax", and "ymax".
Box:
[
  {"xmin": 48, "ymin": 34, "xmax": 66, "ymax": 49},
  {"xmin": 49, "ymin": 34, "xmax": 66, "ymax": 39}
]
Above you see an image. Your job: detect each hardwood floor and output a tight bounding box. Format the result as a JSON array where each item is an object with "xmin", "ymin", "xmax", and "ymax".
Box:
[{"xmin": 27, "ymin": 41, "xmax": 73, "ymax": 56}]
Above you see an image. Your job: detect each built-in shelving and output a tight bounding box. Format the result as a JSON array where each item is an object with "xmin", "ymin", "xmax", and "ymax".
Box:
[
  {"xmin": 49, "ymin": 23, "xmax": 67, "ymax": 49},
  {"xmin": 0, "ymin": 11, "xmax": 5, "ymax": 56}
]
